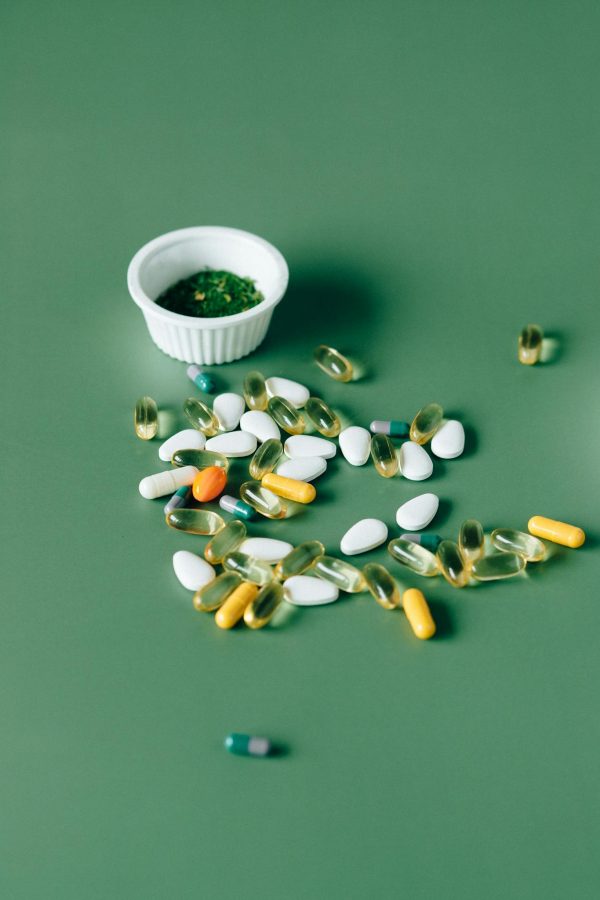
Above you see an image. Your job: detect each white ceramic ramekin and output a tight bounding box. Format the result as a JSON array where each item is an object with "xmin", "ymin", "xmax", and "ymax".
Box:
[{"xmin": 127, "ymin": 226, "xmax": 289, "ymax": 364}]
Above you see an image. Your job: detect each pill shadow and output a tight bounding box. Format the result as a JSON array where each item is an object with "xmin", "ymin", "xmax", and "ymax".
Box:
[
  {"xmin": 433, "ymin": 498, "xmax": 453, "ymax": 530},
  {"xmin": 540, "ymin": 332, "xmax": 564, "ymax": 365},
  {"xmin": 157, "ymin": 407, "xmax": 180, "ymax": 438},
  {"xmin": 427, "ymin": 599, "xmax": 454, "ymax": 640}
]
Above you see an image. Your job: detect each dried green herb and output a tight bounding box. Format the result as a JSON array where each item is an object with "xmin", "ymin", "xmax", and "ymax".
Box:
[{"xmin": 155, "ymin": 269, "xmax": 264, "ymax": 318}]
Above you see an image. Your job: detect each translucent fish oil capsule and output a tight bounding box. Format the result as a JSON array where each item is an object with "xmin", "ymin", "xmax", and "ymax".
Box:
[
  {"xmin": 183, "ymin": 397, "xmax": 220, "ymax": 436},
  {"xmin": 305, "ymin": 397, "xmax": 341, "ymax": 437},
  {"xmin": 275, "ymin": 541, "xmax": 325, "ymax": 580},
  {"xmin": 204, "ymin": 520, "xmax": 247, "ymax": 564},
  {"xmin": 472, "ymin": 553, "xmax": 525, "ymax": 581},
  {"xmin": 491, "ymin": 528, "xmax": 546, "ymax": 562},
  {"xmin": 243, "ymin": 371, "xmax": 268, "ymax": 411},
  {"xmin": 518, "ymin": 324, "xmax": 543, "ymax": 365},
  {"xmin": 312, "ymin": 556, "xmax": 366, "ymax": 593},
  {"xmin": 215, "ymin": 581, "xmax": 258, "ymax": 629},
  {"xmin": 240, "ymin": 481, "xmax": 287, "ymax": 520},
  {"xmin": 409, "ymin": 403, "xmax": 444, "ymax": 445},
  {"xmin": 387, "ymin": 537, "xmax": 439, "ymax": 577},
  {"xmin": 172, "ymin": 448, "xmax": 229, "ymax": 471},
  {"xmin": 370, "ymin": 433, "xmax": 399, "ymax": 478},
  {"xmin": 166, "ymin": 508, "xmax": 225, "ymax": 535},
  {"xmin": 194, "ymin": 571, "xmax": 241, "ymax": 612},
  {"xmin": 219, "ymin": 494, "xmax": 257, "ymax": 522},
  {"xmin": 244, "ymin": 582, "xmax": 284, "ymax": 629},
  {"xmin": 267, "ymin": 396, "xmax": 305, "ymax": 435},
  {"xmin": 249, "ymin": 438, "xmax": 282, "ymax": 480},
  {"xmin": 134, "ymin": 396, "xmax": 158, "ymax": 440},
  {"xmin": 363, "ymin": 563, "xmax": 401, "ymax": 610},
  {"xmin": 314, "ymin": 344, "xmax": 353, "ymax": 382},
  {"xmin": 458, "ymin": 519, "xmax": 485, "ymax": 564},
  {"xmin": 436, "ymin": 540, "xmax": 469, "ymax": 588},
  {"xmin": 223, "ymin": 551, "xmax": 274, "ymax": 586}
]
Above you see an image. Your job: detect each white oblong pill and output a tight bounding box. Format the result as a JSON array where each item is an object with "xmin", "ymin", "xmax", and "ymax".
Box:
[
  {"xmin": 205, "ymin": 431, "xmax": 257, "ymax": 457},
  {"xmin": 339, "ymin": 426, "xmax": 371, "ymax": 466},
  {"xmin": 239, "ymin": 410, "xmax": 281, "ymax": 443},
  {"xmin": 265, "ymin": 376, "xmax": 310, "ymax": 408},
  {"xmin": 431, "ymin": 420, "xmax": 465, "ymax": 459},
  {"xmin": 284, "ymin": 435, "xmax": 337, "ymax": 459},
  {"xmin": 340, "ymin": 518, "xmax": 388, "ymax": 555},
  {"xmin": 283, "ymin": 575, "xmax": 339, "ymax": 606},
  {"xmin": 172, "ymin": 551, "xmax": 216, "ymax": 591},
  {"xmin": 139, "ymin": 465, "xmax": 198, "ymax": 499},
  {"xmin": 239, "ymin": 537, "xmax": 293, "ymax": 563},
  {"xmin": 395, "ymin": 493, "xmax": 439, "ymax": 530},
  {"xmin": 213, "ymin": 393, "xmax": 245, "ymax": 431},
  {"xmin": 399, "ymin": 441, "xmax": 433, "ymax": 481},
  {"xmin": 158, "ymin": 429, "xmax": 205, "ymax": 462},
  {"xmin": 276, "ymin": 456, "xmax": 327, "ymax": 482}
]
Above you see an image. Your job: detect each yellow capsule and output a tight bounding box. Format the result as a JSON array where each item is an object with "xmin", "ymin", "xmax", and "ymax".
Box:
[
  {"xmin": 243, "ymin": 370, "xmax": 268, "ymax": 410},
  {"xmin": 402, "ymin": 589, "xmax": 436, "ymax": 640},
  {"xmin": 458, "ymin": 519, "xmax": 485, "ymax": 564},
  {"xmin": 274, "ymin": 541, "xmax": 325, "ymax": 580},
  {"xmin": 204, "ymin": 520, "xmax": 247, "ymax": 564},
  {"xmin": 370, "ymin": 433, "xmax": 399, "ymax": 478},
  {"xmin": 240, "ymin": 480, "xmax": 287, "ymax": 519},
  {"xmin": 314, "ymin": 344, "xmax": 353, "ymax": 382},
  {"xmin": 387, "ymin": 538, "xmax": 439, "ymax": 576},
  {"xmin": 244, "ymin": 581, "xmax": 284, "ymax": 629},
  {"xmin": 518, "ymin": 324, "xmax": 543, "ymax": 365},
  {"xmin": 223, "ymin": 551, "xmax": 275, "ymax": 586},
  {"xmin": 193, "ymin": 571, "xmax": 241, "ymax": 612},
  {"xmin": 249, "ymin": 438, "xmax": 282, "ymax": 480},
  {"xmin": 215, "ymin": 581, "xmax": 258, "ymax": 629},
  {"xmin": 491, "ymin": 528, "xmax": 546, "ymax": 562},
  {"xmin": 528, "ymin": 515, "xmax": 585, "ymax": 549},
  {"xmin": 165, "ymin": 508, "xmax": 224, "ymax": 535},
  {"xmin": 267, "ymin": 396, "xmax": 305, "ymax": 435},
  {"xmin": 363, "ymin": 563, "xmax": 402, "ymax": 609},
  {"xmin": 472, "ymin": 553, "xmax": 525, "ymax": 581},
  {"xmin": 409, "ymin": 403, "xmax": 444, "ymax": 444},
  {"xmin": 436, "ymin": 540, "xmax": 469, "ymax": 588},
  {"xmin": 172, "ymin": 448, "xmax": 229, "ymax": 470},
  {"xmin": 261, "ymin": 472, "xmax": 316, "ymax": 504},
  {"xmin": 183, "ymin": 397, "xmax": 220, "ymax": 436},
  {"xmin": 305, "ymin": 397, "xmax": 341, "ymax": 437},
  {"xmin": 134, "ymin": 396, "xmax": 158, "ymax": 440}
]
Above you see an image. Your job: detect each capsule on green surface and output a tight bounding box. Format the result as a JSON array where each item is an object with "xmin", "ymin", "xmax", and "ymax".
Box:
[
  {"xmin": 409, "ymin": 403, "xmax": 444, "ymax": 445},
  {"xmin": 472, "ymin": 552, "xmax": 526, "ymax": 581},
  {"xmin": 370, "ymin": 433, "xmax": 399, "ymax": 478},
  {"xmin": 249, "ymin": 438, "xmax": 282, "ymax": 480},
  {"xmin": 171, "ymin": 448, "xmax": 229, "ymax": 470},
  {"xmin": 183, "ymin": 397, "xmax": 220, "ymax": 436},
  {"xmin": 219, "ymin": 494, "xmax": 257, "ymax": 521},
  {"xmin": 240, "ymin": 480, "xmax": 287, "ymax": 519},
  {"xmin": 387, "ymin": 537, "xmax": 439, "ymax": 576},
  {"xmin": 134, "ymin": 396, "xmax": 158, "ymax": 440},
  {"xmin": 312, "ymin": 555, "xmax": 366, "ymax": 593},
  {"xmin": 193, "ymin": 571, "xmax": 241, "ymax": 611},
  {"xmin": 243, "ymin": 371, "xmax": 268, "ymax": 411},
  {"xmin": 518, "ymin": 324, "xmax": 543, "ymax": 365},
  {"xmin": 223, "ymin": 551, "xmax": 275, "ymax": 586},
  {"xmin": 165, "ymin": 508, "xmax": 225, "ymax": 535},
  {"xmin": 399, "ymin": 532, "xmax": 442, "ymax": 553},
  {"xmin": 459, "ymin": 519, "xmax": 485, "ymax": 564},
  {"xmin": 224, "ymin": 733, "xmax": 273, "ymax": 757},
  {"xmin": 436, "ymin": 540, "xmax": 469, "ymax": 588},
  {"xmin": 304, "ymin": 397, "xmax": 341, "ymax": 437},
  {"xmin": 491, "ymin": 528, "xmax": 546, "ymax": 562},
  {"xmin": 275, "ymin": 541, "xmax": 325, "ymax": 580},
  {"xmin": 204, "ymin": 520, "xmax": 247, "ymax": 564},
  {"xmin": 267, "ymin": 396, "xmax": 305, "ymax": 435},
  {"xmin": 243, "ymin": 581, "xmax": 284, "ymax": 629},
  {"xmin": 314, "ymin": 344, "xmax": 353, "ymax": 382},
  {"xmin": 363, "ymin": 563, "xmax": 402, "ymax": 609}
]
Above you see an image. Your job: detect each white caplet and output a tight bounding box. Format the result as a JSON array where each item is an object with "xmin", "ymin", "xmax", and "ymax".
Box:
[
  {"xmin": 205, "ymin": 431, "xmax": 257, "ymax": 457},
  {"xmin": 284, "ymin": 435, "xmax": 337, "ymax": 459},
  {"xmin": 399, "ymin": 441, "xmax": 433, "ymax": 481},
  {"xmin": 239, "ymin": 410, "xmax": 281, "ymax": 443},
  {"xmin": 158, "ymin": 429, "xmax": 205, "ymax": 462},
  {"xmin": 339, "ymin": 426, "xmax": 371, "ymax": 466},
  {"xmin": 340, "ymin": 518, "xmax": 388, "ymax": 555},
  {"xmin": 431, "ymin": 420, "xmax": 465, "ymax": 459},
  {"xmin": 395, "ymin": 493, "xmax": 439, "ymax": 530},
  {"xmin": 139, "ymin": 465, "xmax": 198, "ymax": 499},
  {"xmin": 213, "ymin": 393, "xmax": 245, "ymax": 431},
  {"xmin": 283, "ymin": 575, "xmax": 339, "ymax": 606},
  {"xmin": 172, "ymin": 551, "xmax": 216, "ymax": 591},
  {"xmin": 265, "ymin": 376, "xmax": 310, "ymax": 408},
  {"xmin": 276, "ymin": 456, "xmax": 327, "ymax": 482},
  {"xmin": 239, "ymin": 537, "xmax": 293, "ymax": 563}
]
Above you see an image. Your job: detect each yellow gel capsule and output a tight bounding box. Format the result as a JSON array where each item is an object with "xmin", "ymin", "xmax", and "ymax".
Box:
[
  {"xmin": 314, "ymin": 344, "xmax": 353, "ymax": 382},
  {"xmin": 305, "ymin": 397, "xmax": 341, "ymax": 437},
  {"xmin": 223, "ymin": 551, "xmax": 275, "ymax": 586},
  {"xmin": 134, "ymin": 396, "xmax": 158, "ymax": 440},
  {"xmin": 243, "ymin": 370, "xmax": 268, "ymax": 411},
  {"xmin": 165, "ymin": 508, "xmax": 224, "ymax": 535},
  {"xmin": 172, "ymin": 448, "xmax": 229, "ymax": 471},
  {"xmin": 193, "ymin": 571, "xmax": 241, "ymax": 612},
  {"xmin": 491, "ymin": 528, "xmax": 546, "ymax": 562},
  {"xmin": 312, "ymin": 555, "xmax": 366, "ymax": 593},
  {"xmin": 240, "ymin": 480, "xmax": 287, "ymax": 519},
  {"xmin": 370, "ymin": 433, "xmax": 399, "ymax": 478},
  {"xmin": 528, "ymin": 515, "xmax": 585, "ymax": 549},
  {"xmin": 204, "ymin": 520, "xmax": 247, "ymax": 564},
  {"xmin": 518, "ymin": 324, "xmax": 543, "ymax": 365},
  {"xmin": 249, "ymin": 438, "xmax": 282, "ymax": 480},
  {"xmin": 261, "ymin": 473, "xmax": 316, "ymax": 504},
  {"xmin": 409, "ymin": 403, "xmax": 444, "ymax": 445},
  {"xmin": 472, "ymin": 553, "xmax": 525, "ymax": 581},
  {"xmin": 436, "ymin": 540, "xmax": 469, "ymax": 588},
  {"xmin": 402, "ymin": 588, "xmax": 436, "ymax": 640},
  {"xmin": 274, "ymin": 541, "xmax": 325, "ymax": 580},
  {"xmin": 267, "ymin": 396, "xmax": 305, "ymax": 435},
  {"xmin": 387, "ymin": 538, "xmax": 439, "ymax": 576},
  {"xmin": 244, "ymin": 581, "xmax": 284, "ymax": 629},
  {"xmin": 215, "ymin": 581, "xmax": 258, "ymax": 629},
  {"xmin": 183, "ymin": 397, "xmax": 220, "ymax": 436},
  {"xmin": 459, "ymin": 519, "xmax": 485, "ymax": 564},
  {"xmin": 363, "ymin": 563, "xmax": 402, "ymax": 609}
]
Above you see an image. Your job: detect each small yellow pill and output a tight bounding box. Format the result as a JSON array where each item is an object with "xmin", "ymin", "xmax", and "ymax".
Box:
[
  {"xmin": 528, "ymin": 516, "xmax": 585, "ymax": 549},
  {"xmin": 215, "ymin": 581, "xmax": 258, "ymax": 629},
  {"xmin": 261, "ymin": 473, "xmax": 316, "ymax": 504},
  {"xmin": 402, "ymin": 588, "xmax": 436, "ymax": 640}
]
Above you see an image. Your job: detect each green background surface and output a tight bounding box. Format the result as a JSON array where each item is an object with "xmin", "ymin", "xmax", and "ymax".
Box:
[{"xmin": 2, "ymin": 1, "xmax": 599, "ymax": 897}]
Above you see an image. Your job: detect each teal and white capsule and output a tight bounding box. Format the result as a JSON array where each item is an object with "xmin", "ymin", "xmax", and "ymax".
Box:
[
  {"xmin": 224, "ymin": 733, "xmax": 273, "ymax": 757},
  {"xmin": 370, "ymin": 420, "xmax": 410, "ymax": 438},
  {"xmin": 400, "ymin": 532, "xmax": 442, "ymax": 553},
  {"xmin": 163, "ymin": 485, "xmax": 191, "ymax": 515},
  {"xmin": 186, "ymin": 364, "xmax": 215, "ymax": 393},
  {"xmin": 219, "ymin": 494, "xmax": 257, "ymax": 522}
]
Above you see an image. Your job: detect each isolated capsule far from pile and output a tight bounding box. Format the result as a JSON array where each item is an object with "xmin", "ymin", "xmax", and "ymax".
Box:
[
  {"xmin": 134, "ymin": 396, "xmax": 158, "ymax": 440},
  {"xmin": 437, "ymin": 540, "xmax": 469, "ymax": 588},
  {"xmin": 528, "ymin": 516, "xmax": 585, "ymax": 549},
  {"xmin": 204, "ymin": 520, "xmax": 247, "ymax": 564},
  {"xmin": 491, "ymin": 528, "xmax": 546, "ymax": 562},
  {"xmin": 223, "ymin": 551, "xmax": 275, "ymax": 586},
  {"xmin": 166, "ymin": 508, "xmax": 225, "ymax": 535},
  {"xmin": 219, "ymin": 494, "xmax": 257, "ymax": 522},
  {"xmin": 402, "ymin": 589, "xmax": 436, "ymax": 640},
  {"xmin": 249, "ymin": 439, "xmax": 282, "ymax": 480},
  {"xmin": 387, "ymin": 537, "xmax": 439, "ymax": 577},
  {"xmin": 262, "ymin": 473, "xmax": 316, "ymax": 504},
  {"xmin": 459, "ymin": 519, "xmax": 485, "ymax": 564},
  {"xmin": 518, "ymin": 324, "xmax": 543, "ymax": 365},
  {"xmin": 409, "ymin": 403, "xmax": 444, "ymax": 445},
  {"xmin": 243, "ymin": 371, "xmax": 268, "ymax": 411},
  {"xmin": 275, "ymin": 541, "xmax": 325, "ymax": 580},
  {"xmin": 363, "ymin": 563, "xmax": 402, "ymax": 610},
  {"xmin": 194, "ymin": 571, "xmax": 241, "ymax": 612},
  {"xmin": 215, "ymin": 581, "xmax": 259, "ymax": 629},
  {"xmin": 267, "ymin": 396, "xmax": 305, "ymax": 435},
  {"xmin": 472, "ymin": 553, "xmax": 526, "ymax": 581},
  {"xmin": 187, "ymin": 364, "xmax": 215, "ymax": 393},
  {"xmin": 312, "ymin": 555, "xmax": 366, "ymax": 593},
  {"xmin": 183, "ymin": 397, "xmax": 220, "ymax": 436},
  {"xmin": 225, "ymin": 733, "xmax": 274, "ymax": 757},
  {"xmin": 305, "ymin": 397, "xmax": 341, "ymax": 437},
  {"xmin": 314, "ymin": 344, "xmax": 353, "ymax": 382},
  {"xmin": 240, "ymin": 481, "xmax": 288, "ymax": 519},
  {"xmin": 370, "ymin": 433, "xmax": 399, "ymax": 478},
  {"xmin": 243, "ymin": 582, "xmax": 284, "ymax": 629}
]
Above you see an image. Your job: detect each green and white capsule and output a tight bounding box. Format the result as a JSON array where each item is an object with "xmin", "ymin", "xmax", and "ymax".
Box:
[
  {"xmin": 275, "ymin": 541, "xmax": 325, "ymax": 580},
  {"xmin": 409, "ymin": 403, "xmax": 443, "ymax": 445},
  {"xmin": 223, "ymin": 551, "xmax": 275, "ymax": 586},
  {"xmin": 400, "ymin": 532, "xmax": 442, "ymax": 553},
  {"xmin": 472, "ymin": 553, "xmax": 526, "ymax": 581},
  {"xmin": 387, "ymin": 538, "xmax": 439, "ymax": 576},
  {"xmin": 183, "ymin": 397, "xmax": 220, "ymax": 436},
  {"xmin": 304, "ymin": 397, "xmax": 341, "ymax": 437},
  {"xmin": 219, "ymin": 494, "xmax": 257, "ymax": 522},
  {"xmin": 491, "ymin": 529, "xmax": 546, "ymax": 562},
  {"xmin": 459, "ymin": 519, "xmax": 485, "ymax": 564},
  {"xmin": 204, "ymin": 520, "xmax": 247, "ymax": 564},
  {"xmin": 134, "ymin": 396, "xmax": 158, "ymax": 440},
  {"xmin": 249, "ymin": 438, "xmax": 282, "ymax": 480},
  {"xmin": 370, "ymin": 420, "xmax": 410, "ymax": 438},
  {"xmin": 267, "ymin": 396, "xmax": 305, "ymax": 435},
  {"xmin": 244, "ymin": 582, "xmax": 284, "ymax": 629},
  {"xmin": 163, "ymin": 485, "xmax": 191, "ymax": 515},
  {"xmin": 312, "ymin": 556, "xmax": 366, "ymax": 593},
  {"xmin": 193, "ymin": 571, "xmax": 241, "ymax": 612},
  {"xmin": 243, "ymin": 371, "xmax": 268, "ymax": 410},
  {"xmin": 186, "ymin": 364, "xmax": 215, "ymax": 393},
  {"xmin": 225, "ymin": 733, "xmax": 273, "ymax": 757},
  {"xmin": 171, "ymin": 448, "xmax": 229, "ymax": 470}
]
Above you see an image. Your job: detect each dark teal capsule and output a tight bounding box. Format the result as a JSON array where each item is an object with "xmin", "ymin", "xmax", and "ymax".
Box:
[
  {"xmin": 186, "ymin": 364, "xmax": 215, "ymax": 393},
  {"xmin": 370, "ymin": 419, "xmax": 410, "ymax": 438},
  {"xmin": 400, "ymin": 532, "xmax": 443, "ymax": 553},
  {"xmin": 225, "ymin": 733, "xmax": 273, "ymax": 757},
  {"xmin": 163, "ymin": 485, "xmax": 191, "ymax": 515},
  {"xmin": 219, "ymin": 494, "xmax": 257, "ymax": 522}
]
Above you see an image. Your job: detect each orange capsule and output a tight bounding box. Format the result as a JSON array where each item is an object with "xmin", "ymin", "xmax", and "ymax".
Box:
[{"xmin": 192, "ymin": 465, "xmax": 227, "ymax": 502}]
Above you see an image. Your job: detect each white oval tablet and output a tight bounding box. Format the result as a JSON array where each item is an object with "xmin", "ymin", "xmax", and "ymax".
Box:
[
  {"xmin": 239, "ymin": 537, "xmax": 293, "ymax": 563},
  {"xmin": 339, "ymin": 426, "xmax": 371, "ymax": 466},
  {"xmin": 431, "ymin": 420, "xmax": 465, "ymax": 459},
  {"xmin": 395, "ymin": 493, "xmax": 439, "ymax": 530},
  {"xmin": 213, "ymin": 393, "xmax": 245, "ymax": 431},
  {"xmin": 172, "ymin": 551, "xmax": 216, "ymax": 592},
  {"xmin": 284, "ymin": 435, "xmax": 337, "ymax": 459},
  {"xmin": 205, "ymin": 431, "xmax": 257, "ymax": 457},
  {"xmin": 340, "ymin": 518, "xmax": 388, "ymax": 555},
  {"xmin": 276, "ymin": 456, "xmax": 327, "ymax": 482},
  {"xmin": 399, "ymin": 441, "xmax": 433, "ymax": 481},
  {"xmin": 158, "ymin": 429, "xmax": 205, "ymax": 462},
  {"xmin": 239, "ymin": 410, "xmax": 281, "ymax": 443},
  {"xmin": 139, "ymin": 465, "xmax": 198, "ymax": 499},
  {"xmin": 266, "ymin": 376, "xmax": 310, "ymax": 408},
  {"xmin": 283, "ymin": 575, "xmax": 339, "ymax": 606}
]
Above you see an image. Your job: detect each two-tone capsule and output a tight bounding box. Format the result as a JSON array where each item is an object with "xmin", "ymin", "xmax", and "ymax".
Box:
[
  {"xmin": 305, "ymin": 397, "xmax": 341, "ymax": 437},
  {"xmin": 240, "ymin": 481, "xmax": 287, "ymax": 519},
  {"xmin": 370, "ymin": 434, "xmax": 399, "ymax": 478},
  {"xmin": 267, "ymin": 396, "xmax": 305, "ymax": 435},
  {"xmin": 187, "ymin": 364, "xmax": 215, "ymax": 393},
  {"xmin": 312, "ymin": 555, "xmax": 366, "ymax": 593},
  {"xmin": 518, "ymin": 325, "xmax": 543, "ymax": 365},
  {"xmin": 409, "ymin": 403, "xmax": 443, "ymax": 444},
  {"xmin": 275, "ymin": 541, "xmax": 325, "ymax": 580},
  {"xmin": 163, "ymin": 485, "xmax": 191, "ymax": 515},
  {"xmin": 314, "ymin": 344, "xmax": 353, "ymax": 382},
  {"xmin": 437, "ymin": 540, "xmax": 469, "ymax": 588},
  {"xmin": 370, "ymin": 420, "xmax": 410, "ymax": 438},
  {"xmin": 400, "ymin": 532, "xmax": 442, "ymax": 553},
  {"xmin": 225, "ymin": 733, "xmax": 274, "ymax": 757},
  {"xmin": 204, "ymin": 520, "xmax": 247, "ymax": 564},
  {"xmin": 134, "ymin": 396, "xmax": 158, "ymax": 440},
  {"xmin": 183, "ymin": 397, "xmax": 220, "ymax": 436},
  {"xmin": 262, "ymin": 473, "xmax": 316, "ymax": 504},
  {"xmin": 387, "ymin": 538, "xmax": 439, "ymax": 576},
  {"xmin": 219, "ymin": 494, "xmax": 257, "ymax": 522},
  {"xmin": 243, "ymin": 371, "xmax": 268, "ymax": 410},
  {"xmin": 249, "ymin": 438, "xmax": 282, "ymax": 480},
  {"xmin": 363, "ymin": 563, "xmax": 401, "ymax": 609}
]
